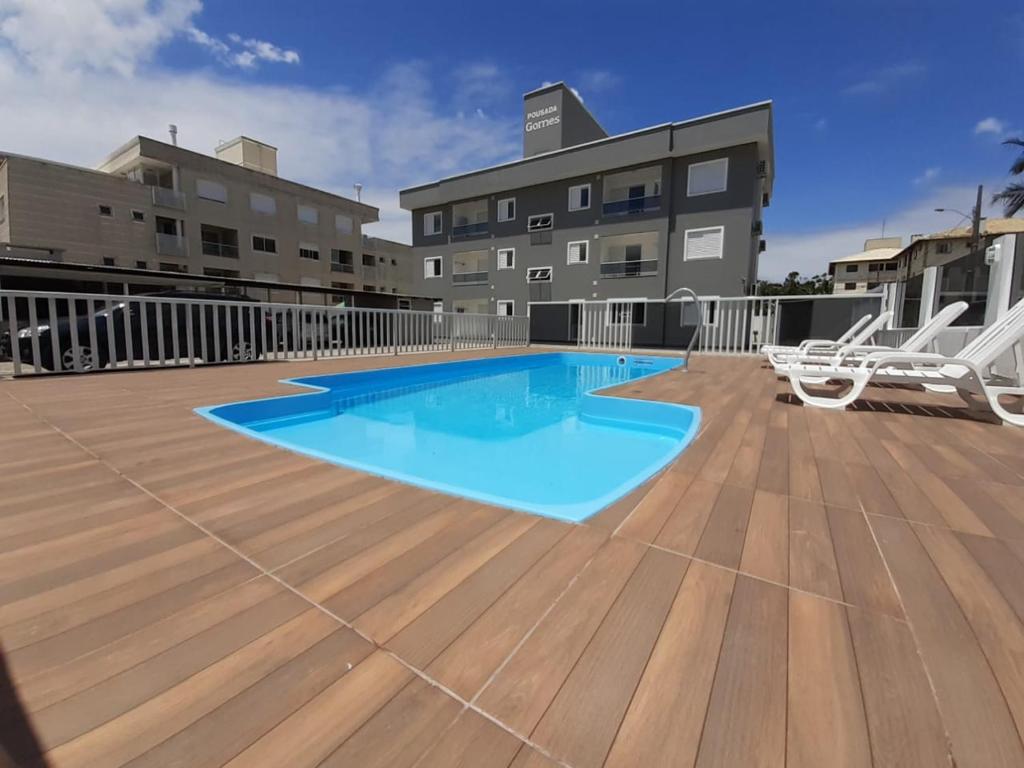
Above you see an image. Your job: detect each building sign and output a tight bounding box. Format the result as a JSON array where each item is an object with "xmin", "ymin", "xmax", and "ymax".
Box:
[{"xmin": 525, "ymin": 104, "xmax": 560, "ymax": 132}]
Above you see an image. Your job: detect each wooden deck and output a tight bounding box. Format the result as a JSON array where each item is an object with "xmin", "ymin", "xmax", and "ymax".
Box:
[{"xmin": 2, "ymin": 349, "xmax": 1024, "ymax": 767}]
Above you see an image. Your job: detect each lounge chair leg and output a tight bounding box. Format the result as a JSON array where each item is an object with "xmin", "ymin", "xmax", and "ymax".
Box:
[
  {"xmin": 984, "ymin": 387, "xmax": 1024, "ymax": 427},
  {"xmin": 789, "ymin": 376, "xmax": 865, "ymax": 409}
]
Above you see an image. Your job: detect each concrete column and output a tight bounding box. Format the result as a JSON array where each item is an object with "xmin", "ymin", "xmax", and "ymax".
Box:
[
  {"xmin": 881, "ymin": 283, "xmax": 897, "ymax": 328},
  {"xmin": 984, "ymin": 234, "xmax": 1016, "ymax": 326},
  {"xmin": 917, "ymin": 265, "xmax": 939, "ymax": 327}
]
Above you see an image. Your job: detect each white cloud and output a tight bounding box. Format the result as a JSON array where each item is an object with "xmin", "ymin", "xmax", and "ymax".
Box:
[
  {"xmin": 189, "ymin": 27, "xmax": 298, "ymax": 70},
  {"xmin": 577, "ymin": 70, "xmax": 620, "ymax": 94},
  {"xmin": 974, "ymin": 116, "xmax": 1007, "ymax": 136},
  {"xmin": 913, "ymin": 166, "xmax": 940, "ymax": 185},
  {"xmin": 764, "ymin": 182, "xmax": 1000, "ymax": 280},
  {"xmin": 0, "ymin": 2, "xmax": 519, "ymax": 244},
  {"xmin": 812, "ymin": 117, "xmax": 828, "ymax": 131},
  {"xmin": 843, "ymin": 61, "xmax": 926, "ymax": 95}
]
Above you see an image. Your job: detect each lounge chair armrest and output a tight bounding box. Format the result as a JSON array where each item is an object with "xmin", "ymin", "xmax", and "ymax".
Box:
[
  {"xmin": 829, "ymin": 344, "xmax": 892, "ymax": 365},
  {"xmin": 797, "ymin": 339, "xmax": 839, "ymax": 351},
  {"xmin": 801, "ymin": 341, "xmax": 843, "ymax": 355},
  {"xmin": 863, "ymin": 352, "xmax": 974, "ymax": 373}
]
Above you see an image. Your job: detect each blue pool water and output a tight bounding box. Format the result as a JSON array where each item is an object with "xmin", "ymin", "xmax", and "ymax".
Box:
[{"xmin": 197, "ymin": 353, "xmax": 700, "ymax": 522}]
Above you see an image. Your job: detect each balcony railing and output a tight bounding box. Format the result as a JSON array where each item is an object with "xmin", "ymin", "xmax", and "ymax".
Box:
[
  {"xmin": 151, "ymin": 186, "xmax": 186, "ymax": 210},
  {"xmin": 331, "ymin": 262, "xmax": 355, "ymax": 273},
  {"xmin": 155, "ymin": 232, "xmax": 187, "ymax": 258},
  {"xmin": 452, "ymin": 221, "xmax": 489, "ymax": 238},
  {"xmin": 201, "ymin": 241, "xmax": 239, "ymax": 259},
  {"xmin": 602, "ymin": 195, "xmax": 661, "ymax": 216},
  {"xmin": 600, "ymin": 259, "xmax": 658, "ymax": 279},
  {"xmin": 453, "ymin": 271, "xmax": 488, "ymax": 285}
]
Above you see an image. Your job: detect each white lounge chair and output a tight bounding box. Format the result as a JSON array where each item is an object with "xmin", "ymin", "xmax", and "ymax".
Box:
[
  {"xmin": 765, "ymin": 311, "xmax": 893, "ymax": 368},
  {"xmin": 774, "ymin": 302, "xmax": 967, "ymax": 377},
  {"xmin": 786, "ymin": 299, "xmax": 1024, "ymax": 426},
  {"xmin": 761, "ymin": 312, "xmax": 872, "ymax": 359}
]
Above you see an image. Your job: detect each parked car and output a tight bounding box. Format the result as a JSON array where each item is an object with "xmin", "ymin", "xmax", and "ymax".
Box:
[{"xmin": 1, "ymin": 291, "xmax": 269, "ymax": 371}]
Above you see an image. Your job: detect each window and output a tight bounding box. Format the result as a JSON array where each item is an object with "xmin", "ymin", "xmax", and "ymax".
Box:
[
  {"xmin": 497, "ymin": 197, "xmax": 516, "ymax": 222},
  {"xmin": 885, "ymin": 262, "xmax": 898, "ymax": 271},
  {"xmin": 682, "ymin": 226, "xmax": 724, "ymax": 261},
  {"xmin": 424, "ymin": 256, "xmax": 442, "ymax": 279},
  {"xmin": 397, "ymin": 298, "xmax": 413, "ymax": 310},
  {"xmin": 131, "ymin": 210, "xmax": 145, "ymax": 222},
  {"xmin": 136, "ymin": 260, "xmax": 147, "ymax": 269},
  {"xmin": 686, "ymin": 158, "xmax": 729, "ymax": 196},
  {"xmin": 423, "ymin": 211, "xmax": 443, "ymax": 236},
  {"xmin": 331, "ymin": 249, "xmax": 354, "ymax": 271},
  {"xmin": 333, "ymin": 281, "xmax": 354, "ymax": 290},
  {"xmin": 160, "ymin": 262, "xmax": 186, "ymax": 272},
  {"xmin": 299, "ymin": 242, "xmax": 320, "ymax": 260},
  {"xmin": 567, "ymin": 240, "xmax": 589, "ymax": 264},
  {"xmin": 497, "ymin": 248, "xmax": 515, "ymax": 270},
  {"xmin": 297, "ymin": 204, "xmax": 318, "ymax": 225},
  {"xmin": 206, "ymin": 268, "xmax": 240, "ymax": 278},
  {"xmin": 844, "ymin": 282, "xmax": 857, "ymax": 290},
  {"xmin": 496, "ymin": 300, "xmax": 515, "ymax": 316},
  {"xmin": 845, "ymin": 264, "xmax": 858, "ymax": 273},
  {"xmin": 379, "ymin": 256, "xmax": 385, "ymax": 263},
  {"xmin": 391, "ymin": 258, "xmax": 397, "ymax": 266},
  {"xmin": 102, "ymin": 257, "xmax": 115, "ymax": 266},
  {"xmin": 252, "ymin": 235, "xmax": 277, "ymax": 253},
  {"xmin": 452, "ymin": 250, "xmax": 488, "ymax": 282},
  {"xmin": 608, "ymin": 301, "xmax": 647, "ymax": 326},
  {"xmin": 526, "ymin": 266, "xmax": 552, "ymax": 282},
  {"xmin": 0, "ymin": 194, "xmax": 5, "ymax": 224},
  {"xmin": 364, "ymin": 285, "xmax": 375, "ymax": 292},
  {"xmin": 362, "ymin": 253, "xmax": 375, "ymax": 266},
  {"xmin": 568, "ymin": 184, "xmax": 591, "ymax": 211},
  {"xmin": 527, "ymin": 213, "xmax": 553, "ymax": 231},
  {"xmin": 98, "ymin": 205, "xmax": 113, "ymax": 216},
  {"xmin": 249, "ymin": 192, "xmax": 276, "ymax": 215},
  {"xmin": 335, "ymin": 213, "xmax": 353, "ymax": 234},
  {"xmin": 196, "ymin": 179, "xmax": 227, "ymax": 203}
]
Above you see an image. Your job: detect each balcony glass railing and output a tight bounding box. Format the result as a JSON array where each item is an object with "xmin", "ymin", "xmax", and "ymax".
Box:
[
  {"xmin": 452, "ymin": 271, "xmax": 488, "ymax": 284},
  {"xmin": 151, "ymin": 186, "xmax": 186, "ymax": 210},
  {"xmin": 600, "ymin": 259, "xmax": 658, "ymax": 278},
  {"xmin": 201, "ymin": 241, "xmax": 239, "ymax": 258},
  {"xmin": 452, "ymin": 221, "xmax": 489, "ymax": 238},
  {"xmin": 602, "ymin": 195, "xmax": 661, "ymax": 216},
  {"xmin": 155, "ymin": 232, "xmax": 187, "ymax": 258},
  {"xmin": 331, "ymin": 262, "xmax": 355, "ymax": 273}
]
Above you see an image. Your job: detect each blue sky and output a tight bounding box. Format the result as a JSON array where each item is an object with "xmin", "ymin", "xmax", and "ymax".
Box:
[{"xmin": 1, "ymin": 0, "xmax": 1021, "ymax": 278}]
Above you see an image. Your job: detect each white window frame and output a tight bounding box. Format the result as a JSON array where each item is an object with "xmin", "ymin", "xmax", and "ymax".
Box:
[
  {"xmin": 606, "ymin": 298, "xmax": 647, "ymax": 327},
  {"xmin": 497, "ymin": 247, "xmax": 515, "ymax": 270},
  {"xmin": 526, "ymin": 266, "xmax": 553, "ymax": 283},
  {"xmin": 297, "ymin": 204, "xmax": 319, "ymax": 225},
  {"xmin": 496, "ymin": 300, "xmax": 515, "ymax": 316},
  {"xmin": 567, "ymin": 240, "xmax": 589, "ymax": 265},
  {"xmin": 423, "ymin": 211, "xmax": 443, "ymax": 236},
  {"xmin": 527, "ymin": 213, "xmax": 554, "ymax": 232},
  {"xmin": 423, "ymin": 256, "xmax": 443, "ymax": 279},
  {"xmin": 497, "ymin": 197, "xmax": 516, "ymax": 222},
  {"xmin": 568, "ymin": 183, "xmax": 591, "ymax": 212},
  {"xmin": 683, "ymin": 225, "xmax": 725, "ymax": 261},
  {"xmin": 686, "ymin": 158, "xmax": 729, "ymax": 197}
]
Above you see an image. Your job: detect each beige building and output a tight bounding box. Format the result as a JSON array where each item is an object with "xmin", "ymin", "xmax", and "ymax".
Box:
[
  {"xmin": 0, "ymin": 135, "xmax": 411, "ymax": 295},
  {"xmin": 828, "ymin": 237, "xmax": 902, "ymax": 294}
]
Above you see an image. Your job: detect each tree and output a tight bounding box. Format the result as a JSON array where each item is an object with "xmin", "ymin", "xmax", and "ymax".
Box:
[
  {"xmin": 756, "ymin": 271, "xmax": 833, "ymax": 296},
  {"xmin": 992, "ymin": 137, "xmax": 1024, "ymax": 217}
]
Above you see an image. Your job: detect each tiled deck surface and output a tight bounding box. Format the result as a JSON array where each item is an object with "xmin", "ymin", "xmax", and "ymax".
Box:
[{"xmin": 2, "ymin": 349, "xmax": 1024, "ymax": 767}]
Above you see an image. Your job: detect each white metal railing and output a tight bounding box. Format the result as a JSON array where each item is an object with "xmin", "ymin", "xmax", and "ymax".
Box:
[
  {"xmin": 577, "ymin": 301, "xmax": 635, "ymax": 351},
  {"xmin": 691, "ymin": 297, "xmax": 780, "ymax": 356},
  {"xmin": 0, "ymin": 290, "xmax": 529, "ymax": 376}
]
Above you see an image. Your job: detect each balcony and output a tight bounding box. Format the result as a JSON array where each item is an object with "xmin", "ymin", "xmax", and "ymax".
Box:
[
  {"xmin": 331, "ymin": 262, "xmax": 355, "ymax": 273},
  {"xmin": 453, "ymin": 271, "xmax": 488, "ymax": 285},
  {"xmin": 201, "ymin": 241, "xmax": 238, "ymax": 259},
  {"xmin": 155, "ymin": 232, "xmax": 188, "ymax": 258},
  {"xmin": 602, "ymin": 196, "xmax": 661, "ymax": 216},
  {"xmin": 151, "ymin": 186, "xmax": 186, "ymax": 210},
  {"xmin": 452, "ymin": 221, "xmax": 489, "ymax": 239},
  {"xmin": 600, "ymin": 259, "xmax": 658, "ymax": 279}
]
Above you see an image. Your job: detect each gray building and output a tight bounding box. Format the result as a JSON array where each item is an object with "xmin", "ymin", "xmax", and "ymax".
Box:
[
  {"xmin": 0, "ymin": 134, "xmax": 412, "ymax": 296},
  {"xmin": 399, "ymin": 82, "xmax": 774, "ymax": 316}
]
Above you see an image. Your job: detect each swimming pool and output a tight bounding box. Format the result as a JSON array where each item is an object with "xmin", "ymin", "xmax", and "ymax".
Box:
[{"xmin": 197, "ymin": 352, "xmax": 700, "ymax": 522}]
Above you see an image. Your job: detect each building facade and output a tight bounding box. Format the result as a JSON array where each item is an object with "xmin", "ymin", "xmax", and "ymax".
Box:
[
  {"xmin": 0, "ymin": 135, "xmax": 413, "ymax": 296},
  {"xmin": 829, "ymin": 237, "xmax": 902, "ymax": 294},
  {"xmin": 399, "ymin": 83, "xmax": 774, "ymax": 316}
]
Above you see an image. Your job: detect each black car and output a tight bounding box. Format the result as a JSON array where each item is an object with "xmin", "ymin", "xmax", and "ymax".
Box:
[{"xmin": 2, "ymin": 291, "xmax": 269, "ymax": 371}]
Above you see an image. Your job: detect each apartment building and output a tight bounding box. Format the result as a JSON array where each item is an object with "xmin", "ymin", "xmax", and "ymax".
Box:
[
  {"xmin": 399, "ymin": 82, "xmax": 774, "ymax": 317},
  {"xmin": 0, "ymin": 135, "xmax": 411, "ymax": 296},
  {"xmin": 829, "ymin": 237, "xmax": 902, "ymax": 294},
  {"xmin": 892, "ymin": 218, "xmax": 1024, "ymax": 328}
]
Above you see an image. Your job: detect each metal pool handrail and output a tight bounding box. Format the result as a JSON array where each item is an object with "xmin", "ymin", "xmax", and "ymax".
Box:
[{"xmin": 665, "ymin": 287, "xmax": 702, "ymax": 366}]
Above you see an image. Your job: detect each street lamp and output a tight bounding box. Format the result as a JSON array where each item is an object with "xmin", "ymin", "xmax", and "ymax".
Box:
[{"xmin": 933, "ymin": 207, "xmax": 972, "ymax": 220}]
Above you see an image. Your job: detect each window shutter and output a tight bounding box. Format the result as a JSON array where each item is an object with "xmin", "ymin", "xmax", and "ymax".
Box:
[
  {"xmin": 687, "ymin": 159, "xmax": 728, "ymax": 196},
  {"xmin": 685, "ymin": 228, "xmax": 724, "ymax": 260}
]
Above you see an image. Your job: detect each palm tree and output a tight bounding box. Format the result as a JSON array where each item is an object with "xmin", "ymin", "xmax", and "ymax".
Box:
[{"xmin": 992, "ymin": 138, "xmax": 1024, "ymax": 217}]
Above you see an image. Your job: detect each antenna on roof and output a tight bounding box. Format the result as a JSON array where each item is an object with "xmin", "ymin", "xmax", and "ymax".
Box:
[
  {"xmin": 353, "ymin": 183, "xmax": 363, "ymax": 202},
  {"xmin": 168, "ymin": 124, "xmax": 178, "ymax": 147},
  {"xmin": 881, "ymin": 217, "xmax": 886, "ymax": 237}
]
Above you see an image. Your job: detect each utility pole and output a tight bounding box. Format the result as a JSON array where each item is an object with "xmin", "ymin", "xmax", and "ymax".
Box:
[{"xmin": 969, "ymin": 184, "xmax": 983, "ymax": 255}]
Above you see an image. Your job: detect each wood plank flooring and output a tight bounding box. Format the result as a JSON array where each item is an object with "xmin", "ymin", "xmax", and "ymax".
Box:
[{"xmin": 2, "ymin": 348, "xmax": 1024, "ymax": 767}]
